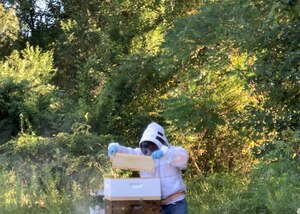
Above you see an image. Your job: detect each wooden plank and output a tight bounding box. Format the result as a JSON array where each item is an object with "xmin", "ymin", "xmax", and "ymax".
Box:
[{"xmin": 111, "ymin": 153, "xmax": 154, "ymax": 172}]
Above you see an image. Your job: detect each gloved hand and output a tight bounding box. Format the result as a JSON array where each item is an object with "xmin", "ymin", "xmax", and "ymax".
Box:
[
  {"xmin": 108, "ymin": 142, "xmax": 119, "ymax": 157},
  {"xmin": 151, "ymin": 150, "xmax": 164, "ymax": 159}
]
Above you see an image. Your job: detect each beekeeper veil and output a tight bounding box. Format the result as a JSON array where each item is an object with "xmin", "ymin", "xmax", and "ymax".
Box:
[{"xmin": 139, "ymin": 122, "xmax": 169, "ymax": 155}]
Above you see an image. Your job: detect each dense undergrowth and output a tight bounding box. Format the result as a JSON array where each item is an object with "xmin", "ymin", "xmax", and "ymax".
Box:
[
  {"xmin": 1, "ymin": 130, "xmax": 300, "ymax": 213},
  {"xmin": 1, "ymin": 0, "xmax": 299, "ymax": 213}
]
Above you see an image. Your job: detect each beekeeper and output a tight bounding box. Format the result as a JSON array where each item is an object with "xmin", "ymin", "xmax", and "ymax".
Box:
[{"xmin": 107, "ymin": 122, "xmax": 189, "ymax": 214}]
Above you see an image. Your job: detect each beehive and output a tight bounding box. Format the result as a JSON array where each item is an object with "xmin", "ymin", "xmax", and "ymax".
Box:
[{"xmin": 104, "ymin": 154, "xmax": 161, "ymax": 214}]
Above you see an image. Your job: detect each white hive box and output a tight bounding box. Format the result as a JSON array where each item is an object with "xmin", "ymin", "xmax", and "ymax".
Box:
[{"xmin": 104, "ymin": 178, "xmax": 161, "ymax": 201}]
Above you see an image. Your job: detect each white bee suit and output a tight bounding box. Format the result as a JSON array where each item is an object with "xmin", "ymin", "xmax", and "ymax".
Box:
[{"xmin": 115, "ymin": 122, "xmax": 189, "ymax": 203}]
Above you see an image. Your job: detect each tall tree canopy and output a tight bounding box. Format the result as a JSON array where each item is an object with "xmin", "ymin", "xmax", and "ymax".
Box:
[
  {"xmin": 0, "ymin": 0, "xmax": 299, "ymax": 180},
  {"xmin": 0, "ymin": 2, "xmax": 19, "ymax": 58}
]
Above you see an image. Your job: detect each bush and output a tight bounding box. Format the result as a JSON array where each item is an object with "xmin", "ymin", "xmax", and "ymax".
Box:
[
  {"xmin": 186, "ymin": 173, "xmax": 247, "ymax": 214},
  {"xmin": 185, "ymin": 130, "xmax": 300, "ymax": 214},
  {"xmin": 0, "ymin": 127, "xmax": 114, "ymax": 213},
  {"xmin": 234, "ymin": 129, "xmax": 300, "ymax": 214},
  {"xmin": 196, "ymin": 129, "xmax": 300, "ymax": 214},
  {"xmin": 0, "ymin": 43, "xmax": 57, "ymax": 144}
]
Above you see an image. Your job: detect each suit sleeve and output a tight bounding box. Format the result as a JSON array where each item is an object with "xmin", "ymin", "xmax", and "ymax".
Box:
[
  {"xmin": 117, "ymin": 145, "xmax": 144, "ymax": 155},
  {"xmin": 163, "ymin": 146, "xmax": 189, "ymax": 170}
]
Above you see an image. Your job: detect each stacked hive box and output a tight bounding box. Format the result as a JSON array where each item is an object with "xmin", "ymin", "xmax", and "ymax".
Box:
[
  {"xmin": 104, "ymin": 199, "xmax": 160, "ymax": 214},
  {"xmin": 104, "ymin": 154, "xmax": 161, "ymax": 214}
]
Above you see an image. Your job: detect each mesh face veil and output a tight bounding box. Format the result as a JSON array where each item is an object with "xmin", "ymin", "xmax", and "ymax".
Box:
[
  {"xmin": 140, "ymin": 141, "xmax": 159, "ymax": 156},
  {"xmin": 139, "ymin": 122, "xmax": 170, "ymax": 155}
]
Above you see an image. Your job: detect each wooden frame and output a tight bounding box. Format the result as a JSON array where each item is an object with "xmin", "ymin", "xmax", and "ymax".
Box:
[{"xmin": 111, "ymin": 153, "xmax": 155, "ymax": 172}]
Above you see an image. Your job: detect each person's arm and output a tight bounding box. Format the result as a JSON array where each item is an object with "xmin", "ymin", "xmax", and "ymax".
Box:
[
  {"xmin": 163, "ymin": 146, "xmax": 189, "ymax": 170},
  {"xmin": 107, "ymin": 142, "xmax": 143, "ymax": 157},
  {"xmin": 117, "ymin": 144, "xmax": 143, "ymax": 155}
]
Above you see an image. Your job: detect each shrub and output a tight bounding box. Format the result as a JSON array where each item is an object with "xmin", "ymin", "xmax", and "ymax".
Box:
[
  {"xmin": 186, "ymin": 173, "xmax": 247, "ymax": 214},
  {"xmin": 216, "ymin": 129, "xmax": 300, "ymax": 214},
  {"xmin": 0, "ymin": 126, "xmax": 114, "ymax": 213}
]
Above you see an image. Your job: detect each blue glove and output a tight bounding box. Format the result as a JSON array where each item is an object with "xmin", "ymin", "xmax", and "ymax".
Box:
[
  {"xmin": 151, "ymin": 150, "xmax": 164, "ymax": 159},
  {"xmin": 108, "ymin": 143, "xmax": 119, "ymax": 156}
]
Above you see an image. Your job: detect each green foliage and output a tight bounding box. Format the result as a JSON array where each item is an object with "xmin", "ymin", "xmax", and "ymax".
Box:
[
  {"xmin": 173, "ymin": 124, "xmax": 255, "ymax": 176},
  {"xmin": 186, "ymin": 173, "xmax": 248, "ymax": 214},
  {"xmin": 152, "ymin": 0, "xmax": 299, "ymax": 176},
  {"xmin": 0, "ymin": 43, "xmax": 56, "ymax": 88},
  {"xmin": 157, "ymin": 0, "xmax": 261, "ymax": 174},
  {"xmin": 185, "ymin": 130, "xmax": 300, "ymax": 214},
  {"xmin": 1, "ymin": 125, "xmax": 112, "ymax": 172},
  {"xmin": 163, "ymin": 70, "xmax": 252, "ymax": 132},
  {"xmin": 0, "ymin": 0, "xmax": 299, "ymax": 213},
  {"xmin": 0, "ymin": 3, "xmax": 19, "ymax": 42},
  {"xmin": 5, "ymin": 0, "xmax": 63, "ymax": 49},
  {"xmin": 0, "ymin": 43, "xmax": 57, "ymax": 143},
  {"xmin": 0, "ymin": 126, "xmax": 113, "ymax": 213},
  {"xmin": 91, "ymin": 54, "xmax": 165, "ymax": 140},
  {"xmin": 130, "ymin": 24, "xmax": 165, "ymax": 55},
  {"xmin": 53, "ymin": 18, "xmax": 118, "ymax": 101},
  {"xmin": 0, "ymin": 79, "xmax": 32, "ymax": 144},
  {"xmin": 249, "ymin": 4, "xmax": 300, "ymax": 132},
  {"xmin": 232, "ymin": 129, "xmax": 300, "ymax": 214},
  {"xmin": 223, "ymin": 0, "xmax": 300, "ymax": 146},
  {"xmin": 0, "ymin": 3, "xmax": 19, "ymax": 59},
  {"xmin": 0, "ymin": 166, "xmax": 85, "ymax": 213}
]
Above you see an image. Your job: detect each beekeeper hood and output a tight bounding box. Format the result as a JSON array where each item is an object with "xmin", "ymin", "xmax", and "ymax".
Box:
[{"xmin": 139, "ymin": 122, "xmax": 170, "ymax": 155}]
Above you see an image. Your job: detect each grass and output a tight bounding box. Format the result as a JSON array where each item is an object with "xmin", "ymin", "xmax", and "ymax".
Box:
[
  {"xmin": 3, "ymin": 168, "xmax": 300, "ymax": 214},
  {"xmin": 0, "ymin": 166, "xmax": 99, "ymax": 214},
  {"xmin": 186, "ymin": 173, "xmax": 248, "ymax": 214},
  {"xmin": 0, "ymin": 166, "xmax": 248, "ymax": 214}
]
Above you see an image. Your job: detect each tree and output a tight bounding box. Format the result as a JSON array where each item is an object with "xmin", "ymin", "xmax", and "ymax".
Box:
[
  {"xmin": 0, "ymin": 43, "xmax": 57, "ymax": 144},
  {"xmin": 88, "ymin": 0, "xmax": 205, "ymax": 138},
  {"xmin": 149, "ymin": 0, "xmax": 300, "ymax": 175},
  {"xmin": 0, "ymin": 2, "xmax": 19, "ymax": 59},
  {"xmin": 3, "ymin": 0, "xmax": 63, "ymax": 49},
  {"xmin": 243, "ymin": 1, "xmax": 300, "ymax": 133}
]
